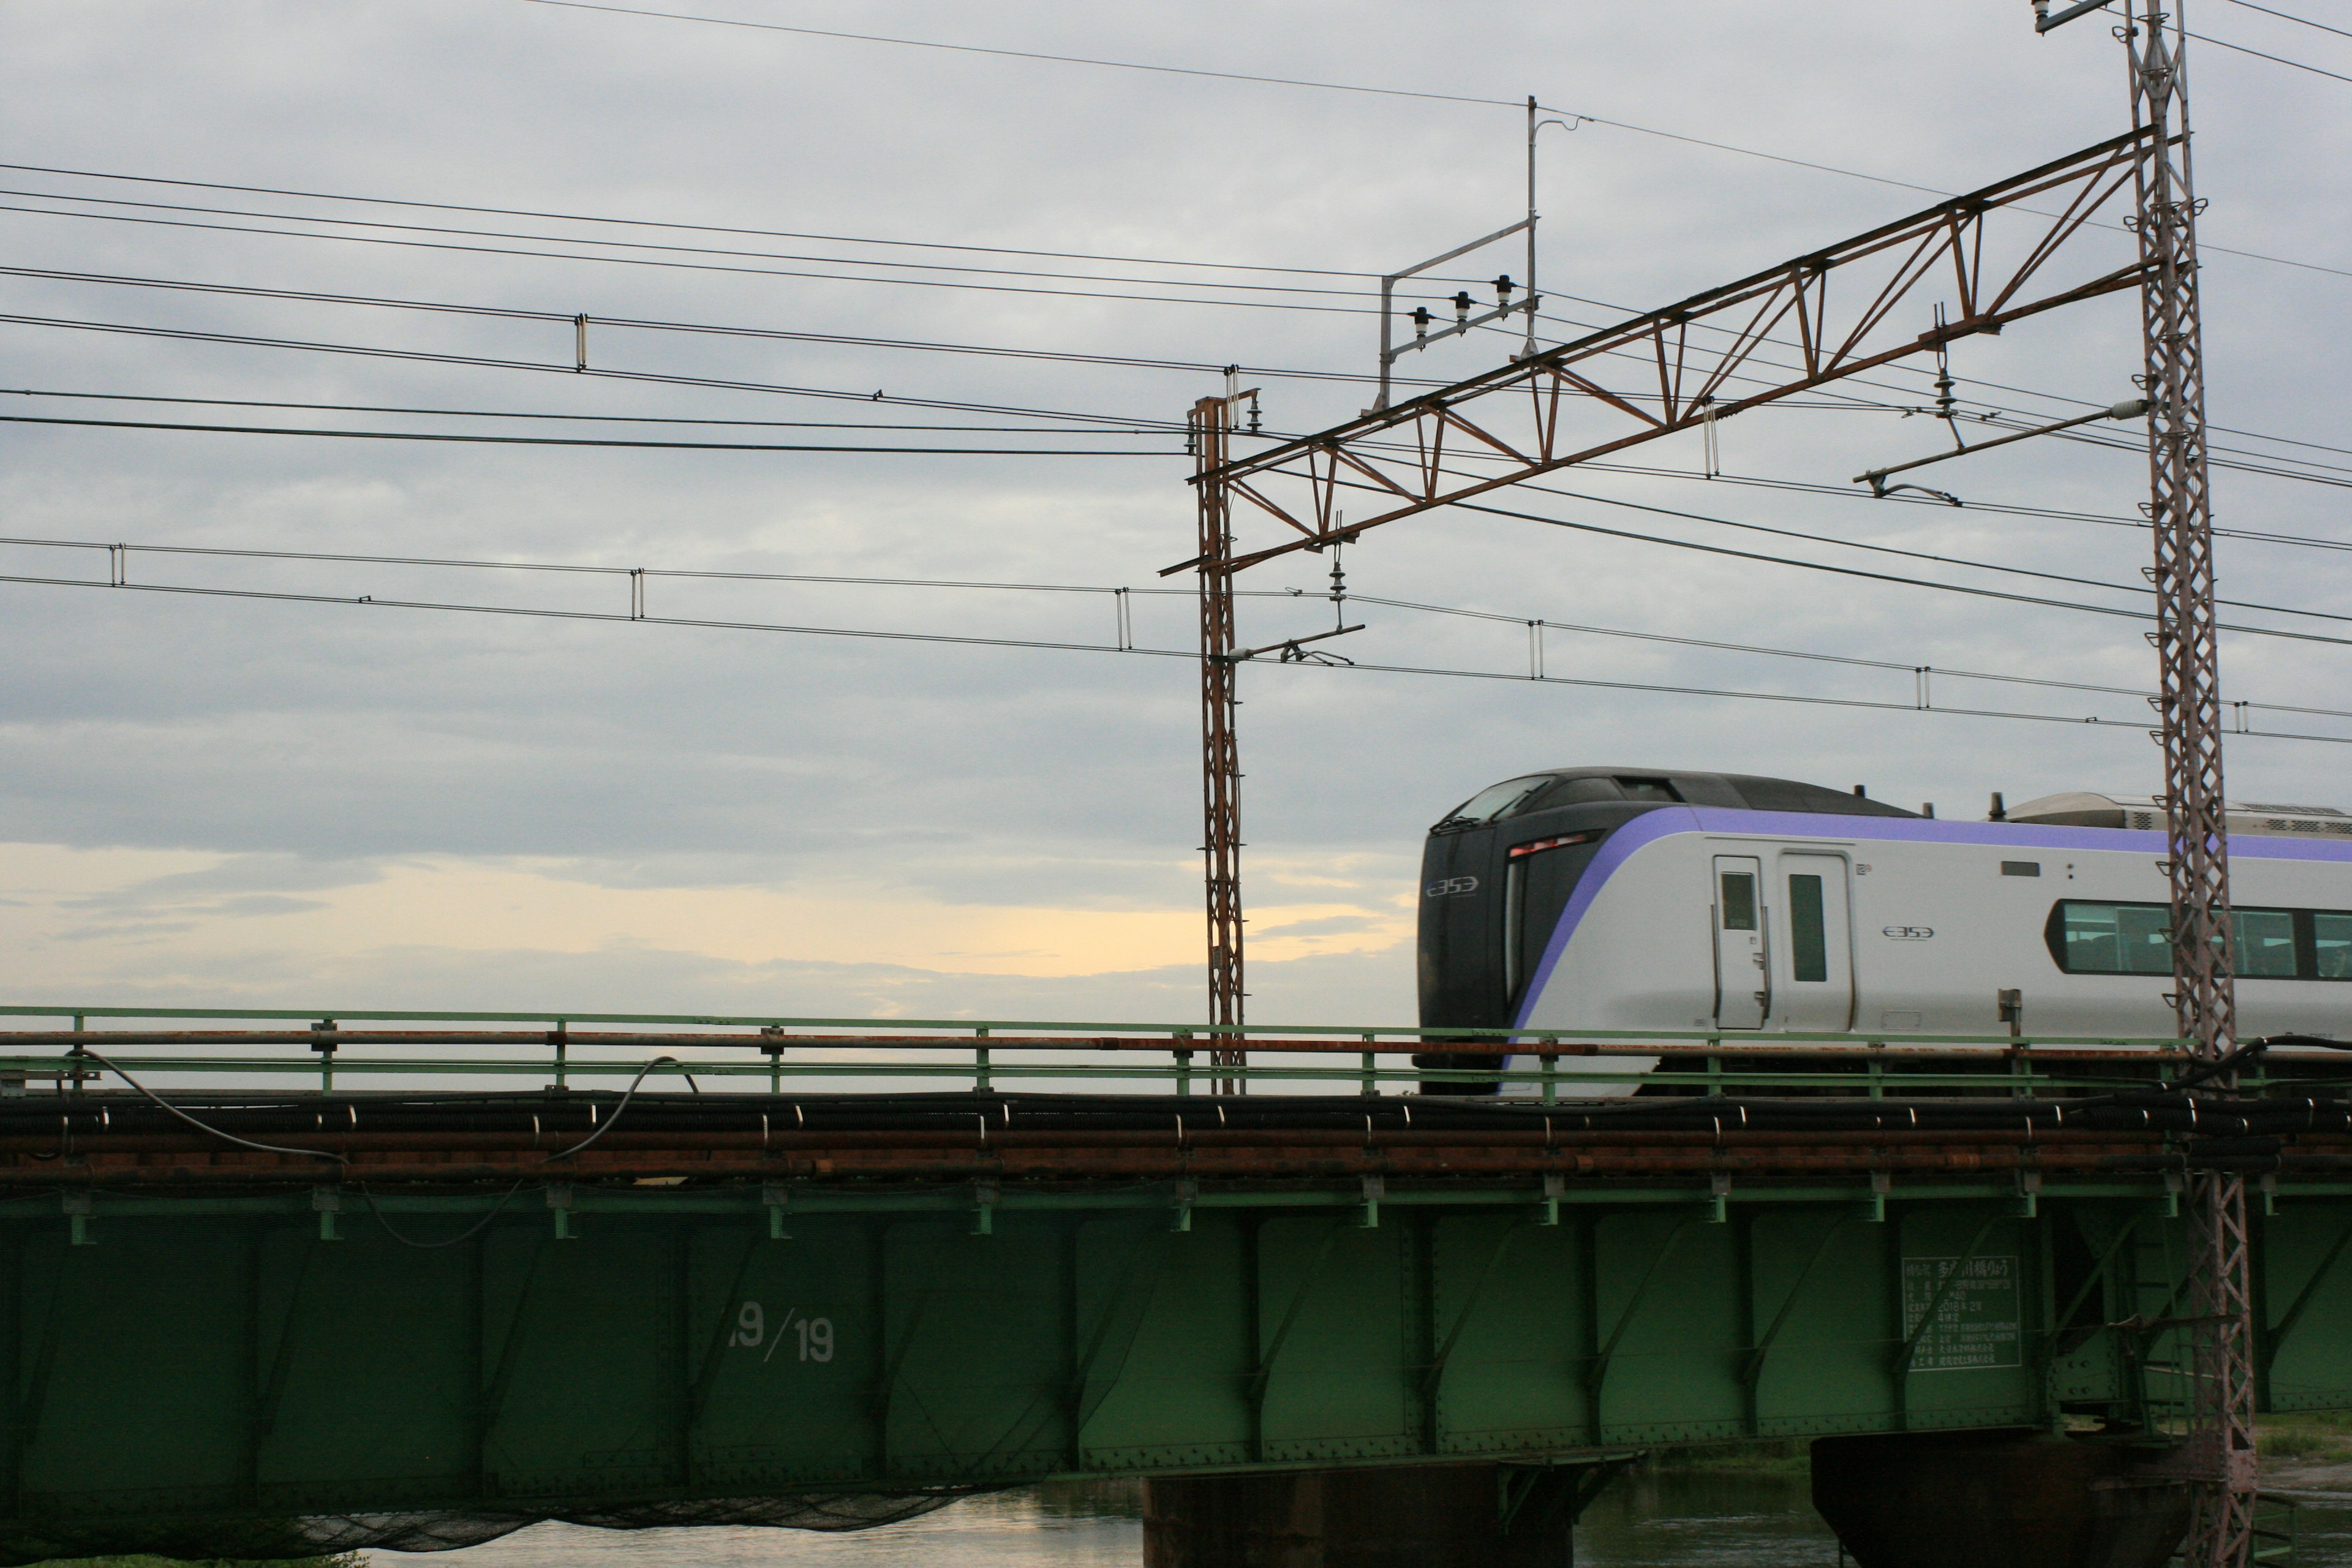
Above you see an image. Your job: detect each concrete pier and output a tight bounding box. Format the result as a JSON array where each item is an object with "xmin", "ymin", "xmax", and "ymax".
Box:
[
  {"xmin": 1143, "ymin": 1461, "xmax": 1610, "ymax": 1568},
  {"xmin": 1811, "ymin": 1430, "xmax": 2193, "ymax": 1568}
]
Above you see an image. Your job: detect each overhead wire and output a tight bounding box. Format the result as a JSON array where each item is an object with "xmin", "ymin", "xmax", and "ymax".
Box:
[
  {"xmin": 0, "ymin": 311, "xmax": 1187, "ymax": 429},
  {"xmin": 4, "ymin": 388, "xmax": 1157, "ymax": 434},
  {"xmin": 504, "ymin": 0, "xmax": 2352, "ymax": 283},
  {"xmin": 0, "ymin": 413, "xmax": 1172, "ymax": 455},
  {"xmin": 0, "ymin": 189, "xmax": 1395, "ymax": 303},
  {"xmin": 0, "ymin": 195, "xmax": 1393, "ymax": 317},
  {"xmin": 1299, "ymin": 472, "xmax": 2352, "ymax": 649},
  {"xmin": 0, "ymin": 160, "xmax": 1395, "ymax": 280},
  {"xmin": 6, "ymin": 189, "xmax": 2343, "ymax": 473},
  {"xmin": 0, "ymin": 531, "xmax": 2340, "ymax": 741},
  {"xmin": 2221, "ymin": 0, "xmax": 2352, "ymax": 41},
  {"xmin": 0, "ymin": 263, "xmax": 1441, "ymax": 391}
]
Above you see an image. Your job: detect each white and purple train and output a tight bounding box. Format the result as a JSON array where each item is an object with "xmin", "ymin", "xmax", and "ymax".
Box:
[{"xmin": 1415, "ymin": 769, "xmax": 2352, "ymax": 1090}]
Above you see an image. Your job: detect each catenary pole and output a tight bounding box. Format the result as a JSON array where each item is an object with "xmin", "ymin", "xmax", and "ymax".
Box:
[
  {"xmin": 2120, "ymin": 1, "xmax": 2255, "ymax": 1559},
  {"xmin": 1193, "ymin": 392, "xmax": 1247, "ymax": 1089}
]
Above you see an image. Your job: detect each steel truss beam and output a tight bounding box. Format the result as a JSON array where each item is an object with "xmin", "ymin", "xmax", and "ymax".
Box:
[{"xmin": 1180, "ymin": 129, "xmax": 2160, "ymax": 578}]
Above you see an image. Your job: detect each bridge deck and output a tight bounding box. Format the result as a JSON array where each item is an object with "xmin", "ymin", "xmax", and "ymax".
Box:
[{"xmin": 0, "ymin": 1016, "xmax": 2347, "ymax": 1562}]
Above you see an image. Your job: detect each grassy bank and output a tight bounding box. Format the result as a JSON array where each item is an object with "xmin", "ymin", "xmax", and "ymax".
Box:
[{"xmin": 2257, "ymin": 1410, "xmax": 2352, "ymax": 1466}]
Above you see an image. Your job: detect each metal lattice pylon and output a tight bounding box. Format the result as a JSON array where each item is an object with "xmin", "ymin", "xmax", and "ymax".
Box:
[
  {"xmin": 1193, "ymin": 394, "xmax": 1247, "ymax": 1091},
  {"xmin": 2125, "ymin": 2, "xmax": 2255, "ymax": 1561}
]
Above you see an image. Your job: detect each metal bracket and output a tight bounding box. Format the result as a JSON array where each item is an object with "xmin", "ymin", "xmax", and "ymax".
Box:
[
  {"xmin": 61, "ymin": 1189, "xmax": 92, "ymax": 1247},
  {"xmin": 763, "ymin": 1180, "xmax": 792, "ymax": 1242},
  {"xmin": 312, "ymin": 1184, "xmax": 343, "ymax": 1242},
  {"xmin": 546, "ymin": 1182, "xmax": 576, "ymax": 1241}
]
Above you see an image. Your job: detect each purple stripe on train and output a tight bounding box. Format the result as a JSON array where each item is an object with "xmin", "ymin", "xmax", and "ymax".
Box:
[{"xmin": 1509, "ymin": 809, "xmax": 2352, "ymax": 1031}]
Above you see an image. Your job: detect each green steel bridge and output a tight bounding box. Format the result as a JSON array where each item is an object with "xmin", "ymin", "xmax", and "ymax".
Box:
[{"xmin": 1, "ymin": 1008, "xmax": 2347, "ymax": 1564}]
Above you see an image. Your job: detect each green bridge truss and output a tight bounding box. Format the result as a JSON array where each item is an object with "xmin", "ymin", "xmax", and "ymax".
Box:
[{"xmin": 5, "ymin": 1178, "xmax": 2350, "ymax": 1561}]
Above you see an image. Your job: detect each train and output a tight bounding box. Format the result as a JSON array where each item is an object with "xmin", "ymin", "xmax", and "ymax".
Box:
[{"xmin": 1415, "ymin": 767, "xmax": 2352, "ymax": 1093}]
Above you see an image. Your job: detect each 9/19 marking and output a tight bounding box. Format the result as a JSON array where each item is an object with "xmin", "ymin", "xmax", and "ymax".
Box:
[{"xmin": 728, "ymin": 1300, "xmax": 834, "ymax": 1362}]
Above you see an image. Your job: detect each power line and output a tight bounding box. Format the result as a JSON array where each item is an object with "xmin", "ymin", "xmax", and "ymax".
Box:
[
  {"xmin": 0, "ymin": 311, "xmax": 1185, "ymax": 429},
  {"xmin": 513, "ymin": 0, "xmax": 1527, "ymax": 109},
  {"xmin": 32, "ymin": 253, "xmax": 2352, "ymax": 500},
  {"xmin": 505, "ymin": 0, "xmax": 2352, "ymax": 284},
  {"xmin": 2, "ymin": 388, "xmax": 1156, "ymax": 434},
  {"xmin": 0, "ymin": 160, "xmax": 1388, "ymax": 281},
  {"xmin": 1496, "ymin": 474, "xmax": 2352, "ymax": 627},
  {"xmin": 0, "ymin": 264, "xmax": 1427, "ymax": 391},
  {"xmin": 2222, "ymin": 0, "xmax": 2352, "ymax": 41},
  {"xmin": 0, "ymin": 196, "xmax": 1392, "ymax": 318},
  {"xmin": 1390, "ymin": 486, "xmax": 2352, "ymax": 649},
  {"xmin": 2182, "ymin": 18, "xmax": 2352, "ymax": 80},
  {"xmin": 0, "ymin": 533, "xmax": 2337, "ymax": 741},
  {"xmin": 28, "ymin": 384, "xmax": 2350, "ymax": 559},
  {"xmin": 0, "ymin": 413, "xmax": 1172, "ymax": 454},
  {"xmin": 0, "ymin": 189, "xmax": 1388, "ymax": 303},
  {"xmin": 9, "ymin": 189, "xmax": 2342, "ymax": 468}
]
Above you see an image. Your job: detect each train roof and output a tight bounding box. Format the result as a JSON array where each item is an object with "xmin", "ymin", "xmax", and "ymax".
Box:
[
  {"xmin": 2008, "ymin": 790, "xmax": 2352, "ymax": 840},
  {"xmin": 1434, "ymin": 767, "xmax": 1920, "ymax": 832}
]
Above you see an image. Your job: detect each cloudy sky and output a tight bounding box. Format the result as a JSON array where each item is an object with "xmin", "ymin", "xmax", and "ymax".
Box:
[{"xmin": 0, "ymin": 0, "xmax": 2345, "ymax": 1029}]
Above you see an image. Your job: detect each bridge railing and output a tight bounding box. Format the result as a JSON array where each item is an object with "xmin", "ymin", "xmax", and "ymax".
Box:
[{"xmin": 0, "ymin": 1003, "xmax": 2326, "ymax": 1099}]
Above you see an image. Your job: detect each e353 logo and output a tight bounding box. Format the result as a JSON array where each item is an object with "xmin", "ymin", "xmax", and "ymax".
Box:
[
  {"xmin": 1880, "ymin": 925, "xmax": 1936, "ymax": 941},
  {"xmin": 1424, "ymin": 876, "xmax": 1480, "ymax": 897}
]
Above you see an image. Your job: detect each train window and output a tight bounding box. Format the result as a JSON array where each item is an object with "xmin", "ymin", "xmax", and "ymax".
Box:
[
  {"xmin": 1720, "ymin": 871, "xmax": 1758, "ymax": 931},
  {"xmin": 1789, "ymin": 874, "xmax": 1828, "ymax": 982},
  {"xmin": 2050, "ymin": 900, "xmax": 2352, "ymax": 979},
  {"xmin": 2233, "ymin": 909, "xmax": 2298, "ymax": 978},
  {"xmin": 1437, "ymin": 775, "xmax": 1550, "ymax": 829},
  {"xmin": 2051, "ymin": 901, "xmax": 2173, "ymax": 974},
  {"xmin": 1522, "ymin": 776, "xmax": 1624, "ymax": 812},
  {"xmin": 2316, "ymin": 913, "xmax": 2352, "ymax": 979},
  {"xmin": 1616, "ymin": 777, "xmax": 1682, "ymax": 802}
]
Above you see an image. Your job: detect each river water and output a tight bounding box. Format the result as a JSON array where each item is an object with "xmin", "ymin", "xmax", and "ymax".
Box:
[{"xmin": 360, "ymin": 1471, "xmax": 2352, "ymax": 1566}]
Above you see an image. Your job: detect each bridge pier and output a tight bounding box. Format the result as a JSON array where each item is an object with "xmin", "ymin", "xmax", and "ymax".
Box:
[
  {"xmin": 1142, "ymin": 1458, "xmax": 1624, "ymax": 1568},
  {"xmin": 1810, "ymin": 1431, "xmax": 2193, "ymax": 1568}
]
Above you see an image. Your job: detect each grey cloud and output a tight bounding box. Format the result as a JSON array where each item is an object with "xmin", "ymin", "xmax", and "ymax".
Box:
[{"xmin": 0, "ymin": 0, "xmax": 2342, "ymax": 1027}]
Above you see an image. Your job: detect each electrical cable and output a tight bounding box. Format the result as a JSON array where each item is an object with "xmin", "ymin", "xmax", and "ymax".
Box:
[
  {"xmin": 2221, "ymin": 0, "xmax": 2352, "ymax": 41},
  {"xmin": 0, "ymin": 160, "xmax": 1396, "ymax": 281},
  {"xmin": 0, "ymin": 554, "xmax": 2342, "ymax": 742},
  {"xmin": 1375, "ymin": 486, "xmax": 2352, "ymax": 649},
  {"xmin": 0, "ymin": 311, "xmax": 1186, "ymax": 429},
  {"xmin": 26, "ymin": 526, "xmax": 2348, "ymax": 715},
  {"xmin": 543, "ymin": 1056, "xmax": 680, "ymax": 1160},
  {"xmin": 0, "ymin": 197, "xmax": 1386, "ymax": 317},
  {"xmin": 1493, "ymin": 475, "xmax": 2352, "ymax": 627},
  {"xmin": 0, "ymin": 191, "xmax": 1396, "ymax": 304},
  {"xmin": 0, "ymin": 264, "xmax": 1442, "ymax": 391},
  {"xmin": 8, "ymin": 197, "xmax": 2340, "ymax": 469},
  {"xmin": 360, "ymin": 1180, "xmax": 532, "ymax": 1249},
  {"xmin": 0, "ymin": 413, "xmax": 1172, "ymax": 454},
  {"xmin": 2, "ymin": 389, "xmax": 1159, "ymax": 434},
  {"xmin": 66, "ymin": 1044, "xmax": 345, "ymax": 1164},
  {"xmin": 503, "ymin": 0, "xmax": 2352, "ymax": 282}
]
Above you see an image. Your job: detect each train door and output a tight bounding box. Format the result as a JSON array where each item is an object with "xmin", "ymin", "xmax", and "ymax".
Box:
[
  {"xmin": 1712, "ymin": 854, "xmax": 1768, "ymax": 1029},
  {"xmin": 1776, "ymin": 852, "xmax": 1855, "ymax": 1031}
]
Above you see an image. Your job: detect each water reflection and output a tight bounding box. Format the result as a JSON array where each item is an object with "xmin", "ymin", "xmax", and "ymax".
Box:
[
  {"xmin": 366, "ymin": 1469, "xmax": 2352, "ymax": 1566},
  {"xmin": 1575, "ymin": 1469, "xmax": 1839, "ymax": 1567}
]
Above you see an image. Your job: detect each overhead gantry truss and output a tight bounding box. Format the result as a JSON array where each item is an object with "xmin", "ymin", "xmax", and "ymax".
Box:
[{"xmin": 1177, "ymin": 127, "xmax": 2161, "ymax": 578}]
